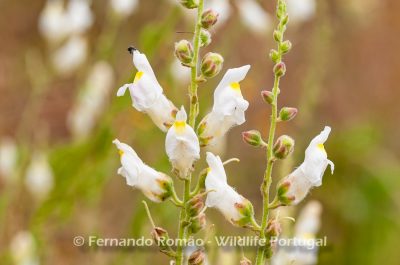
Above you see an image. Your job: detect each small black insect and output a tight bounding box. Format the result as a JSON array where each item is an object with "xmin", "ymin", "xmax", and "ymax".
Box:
[{"xmin": 127, "ymin": 46, "xmax": 137, "ymax": 54}]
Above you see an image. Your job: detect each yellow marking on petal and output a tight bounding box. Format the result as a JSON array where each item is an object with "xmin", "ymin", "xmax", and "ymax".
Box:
[
  {"xmin": 230, "ymin": 82, "xmax": 240, "ymax": 90},
  {"xmin": 317, "ymin": 143, "xmax": 326, "ymax": 153},
  {"xmin": 206, "ymin": 168, "xmax": 211, "ymax": 173},
  {"xmin": 173, "ymin": 121, "xmax": 186, "ymax": 133},
  {"xmin": 118, "ymin": 150, "xmax": 124, "ymax": 157},
  {"xmin": 302, "ymin": 233, "xmax": 315, "ymax": 239},
  {"xmin": 133, "ymin": 71, "xmax": 144, "ymax": 83}
]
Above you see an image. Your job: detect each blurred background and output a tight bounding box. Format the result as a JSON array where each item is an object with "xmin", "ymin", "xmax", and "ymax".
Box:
[{"xmin": 0, "ymin": 0, "xmax": 399, "ymax": 264}]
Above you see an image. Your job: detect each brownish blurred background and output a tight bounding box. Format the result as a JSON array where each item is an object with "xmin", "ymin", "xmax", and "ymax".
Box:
[{"xmin": 0, "ymin": 0, "xmax": 399, "ymax": 264}]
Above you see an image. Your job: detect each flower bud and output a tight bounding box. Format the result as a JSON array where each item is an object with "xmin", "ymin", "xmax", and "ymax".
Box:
[
  {"xmin": 188, "ymin": 249, "xmax": 206, "ymax": 265},
  {"xmin": 261, "ymin": 90, "xmax": 274, "ymax": 105},
  {"xmin": 269, "ymin": 49, "xmax": 279, "ymax": 63},
  {"xmin": 179, "ymin": 0, "xmax": 198, "ymax": 9},
  {"xmin": 240, "ymin": 257, "xmax": 252, "ymax": 265},
  {"xmin": 279, "ymin": 107, "xmax": 298, "ymax": 121},
  {"xmin": 188, "ymin": 213, "xmax": 207, "ymax": 234},
  {"xmin": 273, "ymin": 135, "xmax": 294, "ymax": 159},
  {"xmin": 242, "ymin": 130, "xmax": 265, "ymax": 147},
  {"xmin": 273, "ymin": 30, "xmax": 282, "ymax": 42},
  {"xmin": 188, "ymin": 194, "xmax": 205, "ymax": 217},
  {"xmin": 200, "ymin": 29, "xmax": 211, "ymax": 47},
  {"xmin": 266, "ymin": 219, "xmax": 282, "ymax": 238},
  {"xmin": 273, "ymin": 62, "xmax": 286, "ymax": 77},
  {"xmin": 280, "ymin": 40, "xmax": 292, "ymax": 54},
  {"xmin": 151, "ymin": 227, "xmax": 172, "ymax": 254},
  {"xmin": 175, "ymin": 40, "xmax": 194, "ymax": 64},
  {"xmin": 201, "ymin": 9, "xmax": 219, "ymax": 29},
  {"xmin": 200, "ymin": 52, "xmax": 224, "ymax": 78},
  {"xmin": 277, "ymin": 180, "xmax": 295, "ymax": 205}
]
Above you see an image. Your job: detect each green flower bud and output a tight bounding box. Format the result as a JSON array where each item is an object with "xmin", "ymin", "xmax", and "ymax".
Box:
[
  {"xmin": 273, "ymin": 62, "xmax": 286, "ymax": 77},
  {"xmin": 242, "ymin": 130, "xmax": 265, "ymax": 147},
  {"xmin": 200, "ymin": 52, "xmax": 224, "ymax": 78},
  {"xmin": 273, "ymin": 30, "xmax": 282, "ymax": 42},
  {"xmin": 188, "ymin": 213, "xmax": 207, "ymax": 234},
  {"xmin": 200, "ymin": 29, "xmax": 212, "ymax": 47},
  {"xmin": 261, "ymin": 90, "xmax": 274, "ymax": 105},
  {"xmin": 151, "ymin": 227, "xmax": 173, "ymax": 255},
  {"xmin": 188, "ymin": 249, "xmax": 206, "ymax": 265},
  {"xmin": 266, "ymin": 219, "xmax": 282, "ymax": 238},
  {"xmin": 201, "ymin": 9, "xmax": 219, "ymax": 29},
  {"xmin": 273, "ymin": 135, "xmax": 294, "ymax": 159},
  {"xmin": 179, "ymin": 0, "xmax": 198, "ymax": 9},
  {"xmin": 269, "ymin": 49, "xmax": 279, "ymax": 63},
  {"xmin": 280, "ymin": 40, "xmax": 292, "ymax": 54},
  {"xmin": 277, "ymin": 181, "xmax": 295, "ymax": 205},
  {"xmin": 188, "ymin": 194, "xmax": 205, "ymax": 217},
  {"xmin": 175, "ymin": 40, "xmax": 194, "ymax": 64},
  {"xmin": 279, "ymin": 107, "xmax": 298, "ymax": 121}
]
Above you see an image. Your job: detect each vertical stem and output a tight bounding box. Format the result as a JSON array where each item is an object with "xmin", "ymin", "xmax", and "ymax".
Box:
[{"xmin": 175, "ymin": 1, "xmax": 204, "ymax": 264}]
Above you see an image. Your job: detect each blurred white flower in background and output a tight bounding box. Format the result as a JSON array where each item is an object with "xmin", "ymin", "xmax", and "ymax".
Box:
[
  {"xmin": 68, "ymin": 61, "xmax": 114, "ymax": 138},
  {"xmin": 235, "ymin": 0, "xmax": 272, "ymax": 35},
  {"xmin": 111, "ymin": 0, "xmax": 139, "ymax": 18},
  {"xmin": 39, "ymin": 0, "xmax": 94, "ymax": 44},
  {"xmin": 0, "ymin": 138, "xmax": 18, "ymax": 183},
  {"xmin": 51, "ymin": 35, "xmax": 88, "ymax": 75},
  {"xmin": 170, "ymin": 58, "xmax": 191, "ymax": 85},
  {"xmin": 25, "ymin": 151, "xmax": 54, "ymax": 200},
  {"xmin": 286, "ymin": 0, "xmax": 316, "ymax": 23},
  {"xmin": 10, "ymin": 231, "xmax": 39, "ymax": 265},
  {"xmin": 271, "ymin": 201, "xmax": 322, "ymax": 265}
]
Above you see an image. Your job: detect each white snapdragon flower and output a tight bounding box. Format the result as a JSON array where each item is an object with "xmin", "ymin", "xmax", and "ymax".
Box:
[
  {"xmin": 39, "ymin": 0, "xmax": 93, "ymax": 43},
  {"xmin": 111, "ymin": 0, "xmax": 139, "ymax": 18},
  {"xmin": 0, "ymin": 138, "xmax": 17, "ymax": 182},
  {"xmin": 39, "ymin": 0, "xmax": 69, "ymax": 43},
  {"xmin": 277, "ymin": 126, "xmax": 334, "ymax": 205},
  {"xmin": 236, "ymin": 0, "xmax": 272, "ymax": 35},
  {"xmin": 117, "ymin": 48, "xmax": 178, "ymax": 132},
  {"xmin": 68, "ymin": 61, "xmax": 114, "ymax": 138},
  {"xmin": 10, "ymin": 231, "xmax": 39, "ymax": 265},
  {"xmin": 25, "ymin": 151, "xmax": 54, "ymax": 200},
  {"xmin": 113, "ymin": 139, "xmax": 173, "ymax": 202},
  {"xmin": 165, "ymin": 106, "xmax": 200, "ymax": 178},
  {"xmin": 205, "ymin": 152, "xmax": 254, "ymax": 226},
  {"xmin": 66, "ymin": 0, "xmax": 94, "ymax": 35},
  {"xmin": 52, "ymin": 35, "xmax": 88, "ymax": 75},
  {"xmin": 198, "ymin": 65, "xmax": 251, "ymax": 146},
  {"xmin": 286, "ymin": 0, "xmax": 316, "ymax": 23},
  {"xmin": 271, "ymin": 201, "xmax": 322, "ymax": 265}
]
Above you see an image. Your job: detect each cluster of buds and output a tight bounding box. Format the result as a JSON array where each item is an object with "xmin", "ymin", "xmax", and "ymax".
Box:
[{"xmin": 187, "ymin": 194, "xmax": 207, "ymax": 234}]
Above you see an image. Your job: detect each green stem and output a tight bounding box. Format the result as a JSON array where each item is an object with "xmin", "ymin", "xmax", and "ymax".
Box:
[{"xmin": 175, "ymin": 1, "xmax": 204, "ymax": 264}]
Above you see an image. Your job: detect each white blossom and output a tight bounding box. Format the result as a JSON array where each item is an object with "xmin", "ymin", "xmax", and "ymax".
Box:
[
  {"xmin": 198, "ymin": 65, "xmax": 250, "ymax": 146},
  {"xmin": 286, "ymin": 0, "xmax": 316, "ymax": 23},
  {"xmin": 10, "ymin": 231, "xmax": 39, "ymax": 265},
  {"xmin": 25, "ymin": 151, "xmax": 54, "ymax": 200},
  {"xmin": 278, "ymin": 126, "xmax": 334, "ymax": 205},
  {"xmin": 0, "ymin": 138, "xmax": 17, "ymax": 182},
  {"xmin": 111, "ymin": 0, "xmax": 139, "ymax": 18},
  {"xmin": 236, "ymin": 0, "xmax": 272, "ymax": 35},
  {"xmin": 113, "ymin": 139, "xmax": 173, "ymax": 202},
  {"xmin": 117, "ymin": 49, "xmax": 177, "ymax": 132},
  {"xmin": 52, "ymin": 35, "xmax": 88, "ymax": 75},
  {"xmin": 205, "ymin": 152, "xmax": 254, "ymax": 226},
  {"xmin": 165, "ymin": 106, "xmax": 200, "ymax": 178},
  {"xmin": 68, "ymin": 61, "xmax": 115, "ymax": 138},
  {"xmin": 39, "ymin": 0, "xmax": 93, "ymax": 43}
]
